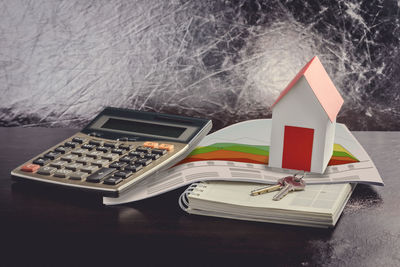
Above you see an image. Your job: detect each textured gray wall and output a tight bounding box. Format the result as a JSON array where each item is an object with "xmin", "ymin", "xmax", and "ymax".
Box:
[{"xmin": 1, "ymin": 0, "xmax": 399, "ymax": 130}]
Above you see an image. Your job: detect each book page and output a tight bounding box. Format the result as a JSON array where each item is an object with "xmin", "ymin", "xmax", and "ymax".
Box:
[
  {"xmin": 104, "ymin": 119, "xmax": 382, "ymax": 205},
  {"xmin": 188, "ymin": 181, "xmax": 351, "ymax": 215}
]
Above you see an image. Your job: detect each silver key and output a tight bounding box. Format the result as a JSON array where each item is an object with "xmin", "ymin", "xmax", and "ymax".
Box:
[
  {"xmin": 273, "ymin": 176, "xmax": 306, "ymax": 201},
  {"xmin": 250, "ymin": 178, "xmax": 286, "ymax": 196}
]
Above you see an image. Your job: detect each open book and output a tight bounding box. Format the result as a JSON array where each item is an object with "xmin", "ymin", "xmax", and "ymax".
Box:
[
  {"xmin": 179, "ymin": 181, "xmax": 355, "ymax": 228},
  {"xmin": 104, "ymin": 119, "xmax": 383, "ymax": 205}
]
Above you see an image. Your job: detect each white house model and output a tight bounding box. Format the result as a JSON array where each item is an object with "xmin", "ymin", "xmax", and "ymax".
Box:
[{"xmin": 269, "ymin": 56, "xmax": 344, "ymax": 174}]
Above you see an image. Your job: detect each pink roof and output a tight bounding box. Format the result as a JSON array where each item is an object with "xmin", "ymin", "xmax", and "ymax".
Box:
[{"xmin": 271, "ymin": 56, "xmax": 344, "ymax": 122}]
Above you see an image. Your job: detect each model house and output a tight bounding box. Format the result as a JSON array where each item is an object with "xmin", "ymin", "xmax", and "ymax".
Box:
[{"xmin": 268, "ymin": 56, "xmax": 344, "ymax": 174}]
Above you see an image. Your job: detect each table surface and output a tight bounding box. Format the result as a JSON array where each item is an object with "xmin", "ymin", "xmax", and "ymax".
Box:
[{"xmin": 1, "ymin": 127, "xmax": 399, "ymax": 266}]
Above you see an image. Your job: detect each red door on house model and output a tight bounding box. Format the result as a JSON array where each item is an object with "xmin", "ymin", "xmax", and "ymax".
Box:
[{"xmin": 282, "ymin": 126, "xmax": 314, "ymax": 172}]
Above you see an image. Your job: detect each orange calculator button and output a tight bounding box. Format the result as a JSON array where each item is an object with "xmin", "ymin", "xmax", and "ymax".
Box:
[
  {"xmin": 158, "ymin": 144, "xmax": 174, "ymax": 151},
  {"xmin": 21, "ymin": 164, "xmax": 40, "ymax": 172},
  {"xmin": 143, "ymin": 142, "xmax": 159, "ymax": 148}
]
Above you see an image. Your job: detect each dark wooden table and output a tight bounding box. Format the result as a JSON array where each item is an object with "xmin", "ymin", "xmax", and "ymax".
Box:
[{"xmin": 1, "ymin": 127, "xmax": 399, "ymax": 266}]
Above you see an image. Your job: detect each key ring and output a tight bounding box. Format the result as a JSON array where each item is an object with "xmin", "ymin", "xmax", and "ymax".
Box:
[{"xmin": 293, "ymin": 171, "xmax": 305, "ymax": 181}]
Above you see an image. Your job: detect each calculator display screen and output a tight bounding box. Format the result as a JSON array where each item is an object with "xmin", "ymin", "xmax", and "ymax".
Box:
[{"xmin": 101, "ymin": 118, "xmax": 186, "ymax": 138}]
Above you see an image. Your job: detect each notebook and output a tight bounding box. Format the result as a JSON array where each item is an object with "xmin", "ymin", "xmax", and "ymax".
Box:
[{"xmin": 179, "ymin": 181, "xmax": 355, "ymax": 228}]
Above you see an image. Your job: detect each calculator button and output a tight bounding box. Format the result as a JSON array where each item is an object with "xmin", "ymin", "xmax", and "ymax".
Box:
[
  {"xmin": 129, "ymin": 151, "xmax": 145, "ymax": 158},
  {"xmin": 103, "ymin": 176, "xmax": 122, "ymax": 185},
  {"xmin": 69, "ymin": 172, "xmax": 87, "ymax": 181},
  {"xmin": 91, "ymin": 159, "xmax": 109, "ymax": 168},
  {"xmin": 144, "ymin": 153, "xmax": 160, "ymax": 160},
  {"xmin": 118, "ymin": 144, "xmax": 131, "ymax": 150},
  {"xmin": 136, "ymin": 146, "xmax": 151, "ymax": 153},
  {"xmin": 111, "ymin": 148, "xmax": 124, "ymax": 155},
  {"xmin": 137, "ymin": 158, "xmax": 152, "ymax": 166},
  {"xmin": 85, "ymin": 167, "xmax": 114, "ymax": 183},
  {"xmin": 158, "ymin": 144, "xmax": 174, "ymax": 151},
  {"xmin": 33, "ymin": 157, "xmax": 50, "ymax": 166},
  {"xmin": 81, "ymin": 144, "xmax": 95, "ymax": 150},
  {"xmin": 71, "ymin": 148, "xmax": 86, "ymax": 156},
  {"xmin": 88, "ymin": 132, "xmax": 101, "ymax": 137},
  {"xmin": 96, "ymin": 146, "xmax": 109, "ymax": 153},
  {"xmin": 72, "ymin": 137, "xmax": 85, "ymax": 144},
  {"xmin": 37, "ymin": 166, "xmax": 57, "ymax": 175},
  {"xmin": 89, "ymin": 140, "xmax": 103, "ymax": 146},
  {"xmin": 21, "ymin": 164, "xmax": 41, "ymax": 172},
  {"xmin": 143, "ymin": 142, "xmax": 159, "ymax": 149},
  {"xmin": 64, "ymin": 163, "xmax": 84, "ymax": 171},
  {"xmin": 75, "ymin": 156, "xmax": 93, "ymax": 165},
  {"xmin": 54, "ymin": 169, "xmax": 73, "ymax": 178},
  {"xmin": 104, "ymin": 143, "xmax": 117, "ymax": 148},
  {"xmin": 44, "ymin": 152, "xmax": 61, "ymax": 160},
  {"xmin": 50, "ymin": 160, "xmax": 67, "ymax": 169},
  {"xmin": 61, "ymin": 154, "xmax": 79, "ymax": 162},
  {"xmin": 86, "ymin": 151, "xmax": 103, "ymax": 159},
  {"xmin": 64, "ymin": 141, "xmax": 78, "ymax": 148},
  {"xmin": 119, "ymin": 155, "xmax": 137, "ymax": 163},
  {"xmin": 114, "ymin": 170, "xmax": 132, "ymax": 179},
  {"xmin": 125, "ymin": 164, "xmax": 143, "ymax": 172},
  {"xmin": 55, "ymin": 146, "xmax": 71, "ymax": 154},
  {"xmin": 109, "ymin": 162, "xmax": 127, "ymax": 170},
  {"xmin": 80, "ymin": 165, "xmax": 99, "ymax": 174},
  {"xmin": 151, "ymin": 148, "xmax": 167, "ymax": 155},
  {"xmin": 101, "ymin": 153, "xmax": 119, "ymax": 161}
]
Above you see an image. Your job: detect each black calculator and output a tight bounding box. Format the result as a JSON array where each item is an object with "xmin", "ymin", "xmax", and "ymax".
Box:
[{"xmin": 11, "ymin": 107, "xmax": 212, "ymax": 197}]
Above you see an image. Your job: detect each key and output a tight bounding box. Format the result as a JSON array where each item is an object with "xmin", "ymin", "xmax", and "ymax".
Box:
[
  {"xmin": 33, "ymin": 157, "xmax": 50, "ymax": 166},
  {"xmin": 80, "ymin": 165, "xmax": 99, "ymax": 174},
  {"xmin": 118, "ymin": 144, "xmax": 131, "ymax": 150},
  {"xmin": 71, "ymin": 148, "xmax": 87, "ymax": 156},
  {"xmin": 89, "ymin": 140, "xmax": 103, "ymax": 146},
  {"xmin": 81, "ymin": 144, "xmax": 96, "ymax": 150},
  {"xmin": 64, "ymin": 141, "xmax": 78, "ymax": 148},
  {"xmin": 72, "ymin": 137, "xmax": 86, "ymax": 144},
  {"xmin": 64, "ymin": 163, "xmax": 84, "ymax": 171},
  {"xmin": 104, "ymin": 143, "xmax": 117, "ymax": 149},
  {"xmin": 111, "ymin": 148, "xmax": 124, "ymax": 155},
  {"xmin": 103, "ymin": 176, "xmax": 123, "ymax": 185},
  {"xmin": 96, "ymin": 146, "xmax": 109, "ymax": 153},
  {"xmin": 250, "ymin": 178, "xmax": 285, "ymax": 196},
  {"xmin": 86, "ymin": 151, "xmax": 103, "ymax": 159},
  {"xmin": 76, "ymin": 156, "xmax": 93, "ymax": 165},
  {"xmin": 109, "ymin": 161, "xmax": 127, "ymax": 170},
  {"xmin": 21, "ymin": 164, "xmax": 41, "ymax": 172},
  {"xmin": 37, "ymin": 166, "xmax": 57, "ymax": 176},
  {"xmin": 54, "ymin": 169, "xmax": 73, "ymax": 178},
  {"xmin": 44, "ymin": 151, "xmax": 61, "ymax": 160},
  {"xmin": 113, "ymin": 170, "xmax": 132, "ymax": 179},
  {"xmin": 55, "ymin": 146, "xmax": 71, "ymax": 154},
  {"xmin": 135, "ymin": 146, "xmax": 151, "ymax": 153},
  {"xmin": 91, "ymin": 159, "xmax": 109, "ymax": 168},
  {"xmin": 272, "ymin": 176, "xmax": 306, "ymax": 201},
  {"xmin": 119, "ymin": 155, "xmax": 137, "ymax": 163},
  {"xmin": 125, "ymin": 163, "xmax": 143, "ymax": 172},
  {"xmin": 144, "ymin": 153, "xmax": 160, "ymax": 160},
  {"xmin": 69, "ymin": 171, "xmax": 87, "ymax": 181},
  {"xmin": 61, "ymin": 154, "xmax": 79, "ymax": 163},
  {"xmin": 86, "ymin": 167, "xmax": 114, "ymax": 183},
  {"xmin": 101, "ymin": 153, "xmax": 119, "ymax": 162},
  {"xmin": 151, "ymin": 148, "xmax": 167, "ymax": 155},
  {"xmin": 50, "ymin": 160, "xmax": 67, "ymax": 169}
]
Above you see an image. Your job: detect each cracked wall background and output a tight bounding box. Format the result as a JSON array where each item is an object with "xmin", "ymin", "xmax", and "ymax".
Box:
[{"xmin": 0, "ymin": 0, "xmax": 399, "ymax": 131}]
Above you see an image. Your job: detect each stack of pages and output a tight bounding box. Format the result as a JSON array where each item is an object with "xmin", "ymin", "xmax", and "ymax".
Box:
[{"xmin": 180, "ymin": 181, "xmax": 355, "ymax": 228}]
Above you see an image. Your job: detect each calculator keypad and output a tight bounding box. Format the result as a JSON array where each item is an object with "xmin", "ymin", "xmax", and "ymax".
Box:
[{"xmin": 20, "ymin": 136, "xmax": 172, "ymax": 187}]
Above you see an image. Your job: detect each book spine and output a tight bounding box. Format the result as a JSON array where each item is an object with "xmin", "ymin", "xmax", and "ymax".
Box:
[{"xmin": 178, "ymin": 182, "xmax": 207, "ymax": 211}]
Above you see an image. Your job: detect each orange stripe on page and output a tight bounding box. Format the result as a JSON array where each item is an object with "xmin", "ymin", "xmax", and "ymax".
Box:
[{"xmin": 188, "ymin": 150, "xmax": 268, "ymax": 163}]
